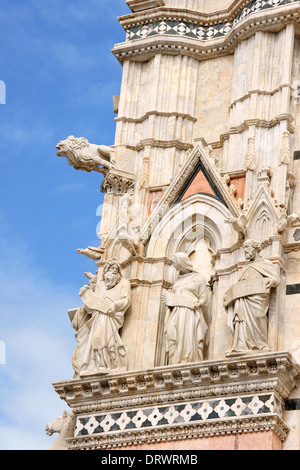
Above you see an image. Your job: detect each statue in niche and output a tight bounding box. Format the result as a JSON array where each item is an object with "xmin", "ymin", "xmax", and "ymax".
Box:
[
  {"xmin": 223, "ymin": 239, "xmax": 280, "ymax": 357},
  {"xmin": 69, "ymin": 258, "xmax": 131, "ymax": 377},
  {"xmin": 163, "ymin": 252, "xmax": 208, "ymax": 365}
]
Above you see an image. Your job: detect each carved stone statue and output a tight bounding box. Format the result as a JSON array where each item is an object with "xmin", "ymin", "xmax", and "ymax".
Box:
[
  {"xmin": 69, "ymin": 258, "xmax": 131, "ymax": 377},
  {"xmin": 77, "ymin": 245, "xmax": 104, "ymax": 261},
  {"xmin": 224, "ymin": 239, "xmax": 280, "ymax": 357},
  {"xmin": 45, "ymin": 410, "xmax": 75, "ymax": 450},
  {"xmin": 225, "ymin": 213, "xmax": 248, "ymax": 240},
  {"xmin": 276, "ymin": 210, "xmax": 300, "ymax": 235},
  {"xmin": 163, "ymin": 252, "xmax": 208, "ymax": 365},
  {"xmin": 56, "ymin": 135, "xmax": 115, "ymax": 174},
  {"xmin": 118, "ymin": 189, "xmax": 142, "ymax": 256}
]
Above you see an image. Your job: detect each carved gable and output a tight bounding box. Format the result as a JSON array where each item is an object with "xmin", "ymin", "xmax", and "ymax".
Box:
[
  {"xmin": 243, "ymin": 168, "xmax": 280, "ymax": 242},
  {"xmin": 140, "ymin": 138, "xmax": 241, "ymax": 242}
]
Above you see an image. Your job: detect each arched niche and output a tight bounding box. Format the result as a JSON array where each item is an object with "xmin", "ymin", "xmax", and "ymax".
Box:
[
  {"xmin": 248, "ymin": 201, "xmax": 277, "ymax": 242},
  {"xmin": 146, "ymin": 193, "xmax": 238, "ymax": 270},
  {"xmin": 147, "ymin": 193, "xmax": 238, "ymax": 365}
]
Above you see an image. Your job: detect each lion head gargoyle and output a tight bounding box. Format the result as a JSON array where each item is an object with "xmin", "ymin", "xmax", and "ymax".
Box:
[{"xmin": 56, "ymin": 136, "xmax": 115, "ymax": 174}]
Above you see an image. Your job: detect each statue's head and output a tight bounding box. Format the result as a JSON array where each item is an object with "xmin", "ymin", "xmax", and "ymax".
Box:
[
  {"xmin": 56, "ymin": 135, "xmax": 89, "ymax": 157},
  {"xmin": 243, "ymin": 239, "xmax": 261, "ymax": 261},
  {"xmin": 172, "ymin": 252, "xmax": 194, "ymax": 274},
  {"xmin": 103, "ymin": 258, "xmax": 122, "ymax": 289}
]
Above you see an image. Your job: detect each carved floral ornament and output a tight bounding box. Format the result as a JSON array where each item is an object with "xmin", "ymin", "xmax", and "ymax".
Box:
[{"xmin": 100, "ymin": 172, "xmax": 135, "ymax": 195}]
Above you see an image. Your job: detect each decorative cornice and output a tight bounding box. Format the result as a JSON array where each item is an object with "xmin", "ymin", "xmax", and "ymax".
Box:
[
  {"xmin": 115, "ymin": 109, "xmax": 198, "ymax": 124},
  {"xmin": 211, "ymin": 114, "xmax": 295, "ymax": 149},
  {"xmin": 136, "ymin": 137, "xmax": 193, "ymax": 151},
  {"xmin": 113, "ymin": 1, "xmax": 300, "ymax": 63},
  {"xmin": 53, "ymin": 352, "xmax": 299, "ymax": 450},
  {"xmin": 230, "ymin": 83, "xmax": 295, "ymax": 111},
  {"xmin": 53, "ymin": 351, "xmax": 300, "ymax": 410},
  {"xmin": 120, "ymin": 0, "xmax": 280, "ymax": 28},
  {"xmin": 121, "ymin": 0, "xmax": 299, "ymax": 34}
]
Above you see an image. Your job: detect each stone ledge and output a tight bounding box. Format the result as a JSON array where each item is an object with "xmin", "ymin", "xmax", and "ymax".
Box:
[
  {"xmin": 120, "ymin": 0, "xmax": 287, "ymax": 28},
  {"xmin": 53, "ymin": 352, "xmax": 299, "ymax": 450},
  {"xmin": 126, "ymin": 0, "xmax": 165, "ymax": 14},
  {"xmin": 53, "ymin": 352, "xmax": 300, "ymax": 412}
]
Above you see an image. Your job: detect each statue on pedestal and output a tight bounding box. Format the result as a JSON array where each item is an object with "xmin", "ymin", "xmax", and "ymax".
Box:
[
  {"xmin": 163, "ymin": 252, "xmax": 208, "ymax": 365},
  {"xmin": 69, "ymin": 258, "xmax": 131, "ymax": 377},
  {"xmin": 224, "ymin": 239, "xmax": 280, "ymax": 357}
]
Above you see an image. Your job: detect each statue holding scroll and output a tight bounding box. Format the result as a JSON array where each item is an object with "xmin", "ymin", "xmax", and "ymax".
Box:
[
  {"xmin": 163, "ymin": 252, "xmax": 208, "ymax": 365},
  {"xmin": 224, "ymin": 239, "xmax": 280, "ymax": 357},
  {"xmin": 69, "ymin": 258, "xmax": 131, "ymax": 377}
]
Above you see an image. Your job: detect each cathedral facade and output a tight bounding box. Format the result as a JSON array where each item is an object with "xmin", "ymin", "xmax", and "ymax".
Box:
[{"xmin": 49, "ymin": 0, "xmax": 300, "ymax": 450}]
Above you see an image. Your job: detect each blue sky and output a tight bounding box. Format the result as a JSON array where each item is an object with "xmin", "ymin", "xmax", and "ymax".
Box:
[{"xmin": 0, "ymin": 0, "xmax": 131, "ymax": 450}]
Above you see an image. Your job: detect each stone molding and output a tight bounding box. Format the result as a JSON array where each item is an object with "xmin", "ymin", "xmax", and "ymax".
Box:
[
  {"xmin": 216, "ymin": 114, "xmax": 296, "ymax": 149},
  {"xmin": 136, "ymin": 137, "xmax": 193, "ymax": 151},
  {"xmin": 120, "ymin": 0, "xmax": 279, "ymax": 28},
  {"xmin": 126, "ymin": 0, "xmax": 165, "ymax": 13},
  {"xmin": 113, "ymin": 1, "xmax": 300, "ymax": 63},
  {"xmin": 53, "ymin": 352, "xmax": 300, "ymax": 410},
  {"xmin": 53, "ymin": 352, "xmax": 300, "ymax": 450},
  {"xmin": 115, "ymin": 109, "xmax": 198, "ymax": 124},
  {"xmin": 229, "ymin": 83, "xmax": 295, "ymax": 110}
]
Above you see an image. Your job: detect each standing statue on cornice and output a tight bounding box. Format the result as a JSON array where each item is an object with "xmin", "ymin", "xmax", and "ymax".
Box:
[
  {"xmin": 223, "ymin": 239, "xmax": 280, "ymax": 357},
  {"xmin": 163, "ymin": 253, "xmax": 208, "ymax": 365},
  {"xmin": 69, "ymin": 258, "xmax": 131, "ymax": 377}
]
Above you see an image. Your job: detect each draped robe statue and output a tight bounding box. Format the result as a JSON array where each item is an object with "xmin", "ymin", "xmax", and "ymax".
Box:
[
  {"xmin": 70, "ymin": 258, "xmax": 131, "ymax": 377},
  {"xmin": 224, "ymin": 239, "xmax": 280, "ymax": 357},
  {"xmin": 164, "ymin": 252, "xmax": 208, "ymax": 365}
]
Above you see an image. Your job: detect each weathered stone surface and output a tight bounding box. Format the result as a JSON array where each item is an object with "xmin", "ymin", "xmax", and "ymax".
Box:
[{"xmin": 50, "ymin": 0, "xmax": 300, "ymax": 450}]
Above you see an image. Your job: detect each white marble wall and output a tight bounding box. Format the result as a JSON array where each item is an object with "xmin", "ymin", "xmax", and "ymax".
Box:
[
  {"xmin": 115, "ymin": 53, "xmax": 200, "ymax": 189},
  {"xmin": 163, "ymin": 0, "xmax": 234, "ymax": 12},
  {"xmin": 105, "ymin": 4, "xmax": 300, "ymax": 371}
]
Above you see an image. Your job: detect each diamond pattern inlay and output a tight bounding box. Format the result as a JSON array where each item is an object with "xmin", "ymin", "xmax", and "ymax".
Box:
[
  {"xmin": 125, "ymin": 0, "xmax": 296, "ymax": 43},
  {"xmin": 75, "ymin": 393, "xmax": 283, "ymax": 437}
]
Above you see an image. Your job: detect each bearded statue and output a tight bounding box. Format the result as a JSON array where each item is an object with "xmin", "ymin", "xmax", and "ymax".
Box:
[
  {"xmin": 69, "ymin": 258, "xmax": 131, "ymax": 377},
  {"xmin": 224, "ymin": 239, "xmax": 280, "ymax": 357}
]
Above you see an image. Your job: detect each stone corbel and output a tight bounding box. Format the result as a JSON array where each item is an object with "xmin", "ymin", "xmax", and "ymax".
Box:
[{"xmin": 101, "ymin": 170, "xmax": 135, "ymax": 196}]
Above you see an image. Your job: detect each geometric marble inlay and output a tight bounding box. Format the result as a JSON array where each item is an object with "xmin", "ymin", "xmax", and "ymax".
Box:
[
  {"xmin": 75, "ymin": 393, "xmax": 283, "ymax": 437},
  {"xmin": 126, "ymin": 0, "xmax": 297, "ymax": 42}
]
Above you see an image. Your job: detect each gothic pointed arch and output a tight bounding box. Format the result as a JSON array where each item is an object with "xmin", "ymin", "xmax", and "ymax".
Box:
[
  {"xmin": 146, "ymin": 192, "xmax": 238, "ymax": 274},
  {"xmin": 140, "ymin": 139, "xmax": 242, "ymax": 244}
]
